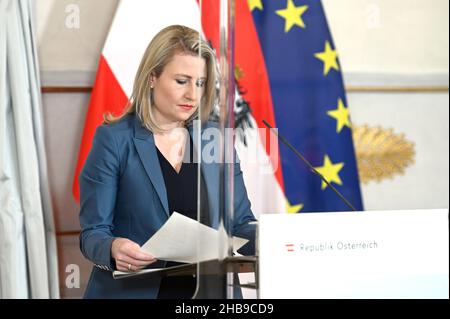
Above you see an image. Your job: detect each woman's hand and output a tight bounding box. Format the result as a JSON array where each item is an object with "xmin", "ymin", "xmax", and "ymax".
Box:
[{"xmin": 111, "ymin": 238, "xmax": 157, "ymax": 272}]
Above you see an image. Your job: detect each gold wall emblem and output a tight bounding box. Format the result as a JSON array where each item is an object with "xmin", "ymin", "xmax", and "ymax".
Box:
[{"xmin": 353, "ymin": 125, "xmax": 415, "ymax": 184}]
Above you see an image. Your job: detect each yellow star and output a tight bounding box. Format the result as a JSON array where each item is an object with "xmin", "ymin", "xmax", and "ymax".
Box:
[
  {"xmin": 248, "ymin": 0, "xmax": 263, "ymax": 11},
  {"xmin": 276, "ymin": 0, "xmax": 308, "ymax": 33},
  {"xmin": 314, "ymin": 41, "xmax": 339, "ymax": 76},
  {"xmin": 314, "ymin": 155, "xmax": 344, "ymax": 190},
  {"xmin": 327, "ymin": 98, "xmax": 351, "ymax": 133},
  {"xmin": 286, "ymin": 199, "xmax": 304, "ymax": 213}
]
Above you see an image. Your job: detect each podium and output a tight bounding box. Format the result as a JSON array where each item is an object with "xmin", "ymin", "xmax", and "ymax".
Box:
[
  {"xmin": 113, "ymin": 256, "xmax": 258, "ymax": 298},
  {"xmin": 258, "ymin": 209, "xmax": 449, "ymax": 299},
  {"xmin": 159, "ymin": 256, "xmax": 256, "ymax": 279},
  {"xmin": 113, "ymin": 256, "xmax": 256, "ymax": 277},
  {"xmin": 114, "ymin": 209, "xmax": 448, "ymax": 299}
]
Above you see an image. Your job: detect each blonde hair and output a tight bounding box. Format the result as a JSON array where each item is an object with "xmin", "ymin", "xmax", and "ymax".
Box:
[{"xmin": 104, "ymin": 25, "xmax": 217, "ymax": 132}]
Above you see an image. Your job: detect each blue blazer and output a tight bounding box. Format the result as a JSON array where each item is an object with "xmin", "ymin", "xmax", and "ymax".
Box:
[{"xmin": 79, "ymin": 114, "xmax": 256, "ymax": 299}]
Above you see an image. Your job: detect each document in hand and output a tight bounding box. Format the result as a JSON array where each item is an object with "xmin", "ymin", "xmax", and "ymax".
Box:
[
  {"xmin": 141, "ymin": 212, "xmax": 248, "ymax": 263},
  {"xmin": 112, "ymin": 212, "xmax": 248, "ymax": 279}
]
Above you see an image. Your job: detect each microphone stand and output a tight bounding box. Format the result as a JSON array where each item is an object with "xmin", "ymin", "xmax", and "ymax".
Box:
[{"xmin": 263, "ymin": 120, "xmax": 357, "ymax": 211}]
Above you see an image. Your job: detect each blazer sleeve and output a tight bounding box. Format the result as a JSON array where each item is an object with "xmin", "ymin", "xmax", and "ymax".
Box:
[
  {"xmin": 79, "ymin": 125, "xmax": 120, "ymax": 270},
  {"xmin": 232, "ymin": 154, "xmax": 257, "ymax": 256}
]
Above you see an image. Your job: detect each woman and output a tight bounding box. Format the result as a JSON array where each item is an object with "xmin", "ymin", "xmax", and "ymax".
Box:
[{"xmin": 79, "ymin": 25, "xmax": 256, "ymax": 299}]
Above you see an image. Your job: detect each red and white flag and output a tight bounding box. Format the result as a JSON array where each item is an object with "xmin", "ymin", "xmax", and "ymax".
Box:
[{"xmin": 72, "ymin": 0, "xmax": 286, "ymax": 217}]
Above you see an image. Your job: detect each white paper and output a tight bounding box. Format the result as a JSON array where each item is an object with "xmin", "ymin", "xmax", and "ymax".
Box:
[{"xmin": 140, "ymin": 212, "xmax": 248, "ymax": 263}]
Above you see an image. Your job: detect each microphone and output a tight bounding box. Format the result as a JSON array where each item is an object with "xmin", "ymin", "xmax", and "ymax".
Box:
[{"xmin": 262, "ymin": 120, "xmax": 357, "ymax": 211}]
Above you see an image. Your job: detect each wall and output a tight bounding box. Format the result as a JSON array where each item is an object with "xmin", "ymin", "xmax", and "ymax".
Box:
[{"xmin": 322, "ymin": 0, "xmax": 449, "ymax": 74}]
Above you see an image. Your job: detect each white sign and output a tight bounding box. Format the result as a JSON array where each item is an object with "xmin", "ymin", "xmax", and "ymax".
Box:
[{"xmin": 258, "ymin": 209, "xmax": 449, "ymax": 299}]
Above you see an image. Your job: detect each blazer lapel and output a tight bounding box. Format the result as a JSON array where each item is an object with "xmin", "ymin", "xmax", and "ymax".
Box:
[{"xmin": 133, "ymin": 117, "xmax": 169, "ymax": 217}]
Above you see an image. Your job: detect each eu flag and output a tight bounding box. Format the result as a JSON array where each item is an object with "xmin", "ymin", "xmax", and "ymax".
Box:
[{"xmin": 250, "ymin": 0, "xmax": 363, "ymax": 212}]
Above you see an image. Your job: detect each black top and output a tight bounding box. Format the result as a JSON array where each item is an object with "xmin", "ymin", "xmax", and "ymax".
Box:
[
  {"xmin": 155, "ymin": 136, "xmax": 205, "ymax": 299},
  {"xmin": 156, "ymin": 139, "xmax": 197, "ymax": 221},
  {"xmin": 156, "ymin": 136, "xmax": 210, "ymax": 225}
]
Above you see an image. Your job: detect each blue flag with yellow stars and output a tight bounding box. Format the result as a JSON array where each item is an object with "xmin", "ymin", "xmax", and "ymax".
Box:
[{"xmin": 249, "ymin": 0, "xmax": 364, "ymax": 212}]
